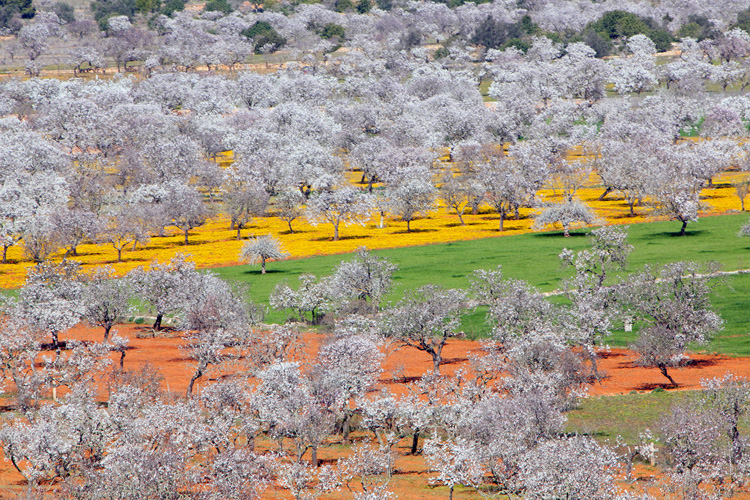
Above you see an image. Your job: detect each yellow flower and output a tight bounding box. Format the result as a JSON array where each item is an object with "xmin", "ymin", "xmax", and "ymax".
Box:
[{"xmin": 0, "ymin": 169, "xmax": 743, "ymax": 288}]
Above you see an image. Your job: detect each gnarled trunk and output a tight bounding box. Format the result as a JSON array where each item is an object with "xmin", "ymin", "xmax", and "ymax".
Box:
[
  {"xmin": 187, "ymin": 365, "xmax": 203, "ymax": 396},
  {"xmin": 659, "ymin": 364, "xmax": 678, "ymax": 387},
  {"xmin": 153, "ymin": 313, "xmax": 163, "ymax": 331}
]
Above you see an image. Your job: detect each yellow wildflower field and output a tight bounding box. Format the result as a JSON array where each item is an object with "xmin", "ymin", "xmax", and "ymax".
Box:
[{"xmin": 0, "ymin": 170, "xmax": 745, "ymax": 288}]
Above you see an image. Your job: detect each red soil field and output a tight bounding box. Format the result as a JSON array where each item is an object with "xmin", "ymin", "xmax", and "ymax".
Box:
[{"xmin": 2, "ymin": 323, "xmax": 750, "ymax": 498}]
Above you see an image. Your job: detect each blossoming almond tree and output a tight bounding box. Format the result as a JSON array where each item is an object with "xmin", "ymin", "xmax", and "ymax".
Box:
[
  {"xmin": 622, "ymin": 261, "xmax": 723, "ymax": 387},
  {"xmin": 305, "ymin": 186, "xmax": 373, "ymax": 241},
  {"xmin": 240, "ymin": 234, "xmax": 289, "ymax": 274},
  {"xmin": 379, "ymin": 285, "xmax": 467, "ymax": 374}
]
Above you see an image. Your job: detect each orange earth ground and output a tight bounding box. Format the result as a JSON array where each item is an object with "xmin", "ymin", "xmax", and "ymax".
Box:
[{"xmin": 2, "ymin": 323, "xmax": 750, "ymax": 498}]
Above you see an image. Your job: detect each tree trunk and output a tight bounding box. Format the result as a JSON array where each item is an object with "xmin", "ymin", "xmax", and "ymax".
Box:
[
  {"xmin": 8, "ymin": 454, "xmax": 29, "ymax": 485},
  {"xmin": 153, "ymin": 313, "xmax": 163, "ymax": 331},
  {"xmin": 236, "ymin": 226, "xmax": 242, "ymax": 240},
  {"xmin": 449, "ymin": 485, "xmax": 454, "ymax": 500},
  {"xmin": 119, "ymin": 349, "xmax": 125, "ymax": 369},
  {"xmin": 333, "ymin": 224, "xmax": 339, "ymax": 241},
  {"xmin": 52, "ymin": 331, "xmax": 61, "ymax": 361},
  {"xmin": 187, "ymin": 366, "xmax": 203, "ymax": 396},
  {"xmin": 406, "ymin": 219, "xmax": 411, "ymax": 232},
  {"xmin": 184, "ymin": 228, "xmax": 190, "ymax": 245},
  {"xmin": 598, "ymin": 186, "xmax": 612, "ymax": 201},
  {"xmin": 588, "ymin": 350, "xmax": 602, "ymax": 382},
  {"xmin": 379, "ymin": 211, "xmax": 384, "ymax": 229},
  {"xmin": 288, "ymin": 220, "xmax": 295, "ymax": 233},
  {"xmin": 730, "ymin": 425, "xmax": 743, "ymax": 464},
  {"xmin": 659, "ymin": 364, "xmax": 678, "ymax": 387},
  {"xmin": 625, "ymin": 449, "xmax": 638, "ymax": 481},
  {"xmin": 2, "ymin": 246, "xmax": 7, "ymax": 264},
  {"xmin": 261, "ymin": 258, "xmax": 266, "ymax": 274},
  {"xmin": 117, "ymin": 247, "xmax": 123, "ymax": 262},
  {"xmin": 411, "ymin": 430, "xmax": 420, "ymax": 454},
  {"xmin": 432, "ymin": 353, "xmax": 442, "ymax": 374},
  {"xmin": 457, "ymin": 211, "xmax": 465, "ymax": 225},
  {"xmin": 311, "ymin": 446, "xmax": 318, "ymax": 467},
  {"xmin": 563, "ymin": 224, "xmax": 570, "ymax": 237},
  {"xmin": 499, "ymin": 211, "xmax": 504, "ymax": 231},
  {"xmin": 679, "ymin": 220, "xmax": 688, "ymax": 236},
  {"xmin": 104, "ymin": 323, "xmax": 112, "ymax": 341},
  {"xmin": 342, "ymin": 412, "xmax": 351, "ymax": 444}
]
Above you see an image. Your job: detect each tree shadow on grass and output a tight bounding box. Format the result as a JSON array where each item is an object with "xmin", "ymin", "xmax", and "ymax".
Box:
[
  {"xmin": 562, "ymin": 430, "xmax": 609, "ymax": 438},
  {"xmin": 531, "ymin": 231, "xmax": 590, "ymax": 238},
  {"xmin": 241, "ymin": 269, "xmax": 285, "ymax": 276},
  {"xmin": 656, "ymin": 229, "xmax": 706, "ymax": 238}
]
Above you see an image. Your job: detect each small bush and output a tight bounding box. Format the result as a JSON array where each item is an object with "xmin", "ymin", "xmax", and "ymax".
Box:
[
  {"xmin": 53, "ymin": 1, "xmax": 75, "ymax": 23},
  {"xmin": 203, "ymin": 0, "xmax": 232, "ymax": 14},
  {"xmin": 242, "ymin": 21, "xmax": 287, "ymax": 53}
]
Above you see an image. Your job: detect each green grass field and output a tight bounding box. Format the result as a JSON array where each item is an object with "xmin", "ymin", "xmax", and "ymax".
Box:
[
  {"xmin": 214, "ymin": 213, "xmax": 750, "ymax": 353},
  {"xmin": 566, "ymin": 390, "xmax": 692, "ymax": 444}
]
